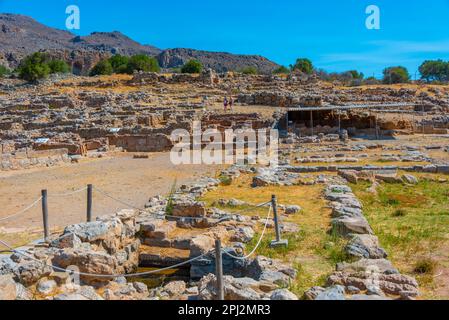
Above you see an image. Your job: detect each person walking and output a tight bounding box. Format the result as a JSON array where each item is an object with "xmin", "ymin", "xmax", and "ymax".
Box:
[
  {"xmin": 229, "ymin": 96, "xmax": 234, "ymax": 111},
  {"xmin": 223, "ymin": 96, "xmax": 228, "ymax": 112}
]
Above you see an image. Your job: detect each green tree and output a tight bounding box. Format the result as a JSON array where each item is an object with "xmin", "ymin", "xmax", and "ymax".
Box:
[
  {"xmin": 273, "ymin": 66, "xmax": 290, "ymax": 74},
  {"xmin": 0, "ymin": 65, "xmax": 10, "ymax": 77},
  {"xmin": 90, "ymin": 59, "xmax": 113, "ymax": 76},
  {"xmin": 126, "ymin": 54, "xmax": 160, "ymax": 74},
  {"xmin": 17, "ymin": 52, "xmax": 51, "ymax": 82},
  {"xmin": 419, "ymin": 60, "xmax": 449, "ymax": 82},
  {"xmin": 383, "ymin": 66, "xmax": 410, "ymax": 84},
  {"xmin": 181, "ymin": 60, "xmax": 203, "ymax": 74},
  {"xmin": 48, "ymin": 59, "xmax": 70, "ymax": 74},
  {"xmin": 348, "ymin": 70, "xmax": 364, "ymax": 80},
  {"xmin": 291, "ymin": 58, "xmax": 314, "ymax": 74},
  {"xmin": 109, "ymin": 54, "xmax": 129, "ymax": 74},
  {"xmin": 240, "ymin": 66, "xmax": 258, "ymax": 75}
]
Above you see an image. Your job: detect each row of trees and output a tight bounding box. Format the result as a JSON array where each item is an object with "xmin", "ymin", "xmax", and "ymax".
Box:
[
  {"xmin": 3, "ymin": 52, "xmax": 449, "ymax": 85},
  {"xmin": 90, "ymin": 54, "xmax": 160, "ymax": 76}
]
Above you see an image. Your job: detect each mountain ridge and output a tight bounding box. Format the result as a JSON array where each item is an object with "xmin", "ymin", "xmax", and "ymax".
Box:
[{"xmin": 0, "ymin": 13, "xmax": 279, "ymax": 74}]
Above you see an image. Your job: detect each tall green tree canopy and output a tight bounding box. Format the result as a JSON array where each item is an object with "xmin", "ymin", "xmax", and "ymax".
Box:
[
  {"xmin": 291, "ymin": 58, "xmax": 314, "ymax": 74},
  {"xmin": 419, "ymin": 60, "xmax": 449, "ymax": 82},
  {"xmin": 17, "ymin": 52, "xmax": 52, "ymax": 82},
  {"xmin": 383, "ymin": 66, "xmax": 410, "ymax": 84},
  {"xmin": 109, "ymin": 54, "xmax": 130, "ymax": 74},
  {"xmin": 126, "ymin": 55, "xmax": 160, "ymax": 74}
]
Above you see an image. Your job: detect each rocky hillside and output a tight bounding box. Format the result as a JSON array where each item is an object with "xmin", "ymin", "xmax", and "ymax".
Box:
[
  {"xmin": 158, "ymin": 48, "xmax": 279, "ymax": 74},
  {"xmin": 0, "ymin": 13, "xmax": 279, "ymax": 75}
]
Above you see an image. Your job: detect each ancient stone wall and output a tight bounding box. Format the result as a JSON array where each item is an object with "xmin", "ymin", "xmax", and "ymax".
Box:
[{"xmin": 0, "ymin": 148, "xmax": 70, "ymax": 171}]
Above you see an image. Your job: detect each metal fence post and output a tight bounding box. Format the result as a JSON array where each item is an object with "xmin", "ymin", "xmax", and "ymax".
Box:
[
  {"xmin": 41, "ymin": 189, "xmax": 49, "ymax": 242},
  {"xmin": 215, "ymin": 239, "xmax": 224, "ymax": 300},
  {"xmin": 87, "ymin": 184, "xmax": 93, "ymax": 222},
  {"xmin": 270, "ymin": 195, "xmax": 288, "ymax": 248}
]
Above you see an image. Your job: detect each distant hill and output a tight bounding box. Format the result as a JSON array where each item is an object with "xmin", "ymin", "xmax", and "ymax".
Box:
[{"xmin": 0, "ymin": 13, "xmax": 279, "ymax": 75}]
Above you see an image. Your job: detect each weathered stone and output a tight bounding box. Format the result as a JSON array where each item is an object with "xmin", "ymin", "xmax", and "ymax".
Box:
[
  {"xmin": 331, "ymin": 216, "xmax": 374, "ymax": 237},
  {"xmin": 230, "ymin": 227, "xmax": 255, "ymax": 243},
  {"xmin": 315, "ymin": 285, "xmax": 346, "ymax": 300},
  {"xmin": 285, "ymin": 205, "xmax": 302, "ymax": 214},
  {"xmin": 401, "ymin": 174, "xmax": 419, "ymax": 184},
  {"xmin": 0, "ymin": 274, "xmax": 17, "ymax": 300},
  {"xmin": 303, "ymin": 286, "xmax": 325, "ymax": 300},
  {"xmin": 270, "ymin": 289, "xmax": 298, "ymax": 300},
  {"xmin": 172, "ymin": 201, "xmax": 207, "ymax": 218},
  {"xmin": 345, "ymin": 234, "xmax": 388, "ymax": 259},
  {"xmin": 37, "ymin": 278, "xmax": 57, "ymax": 295}
]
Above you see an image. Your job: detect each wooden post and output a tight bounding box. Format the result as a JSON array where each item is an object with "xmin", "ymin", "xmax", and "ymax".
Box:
[
  {"xmin": 41, "ymin": 189, "xmax": 49, "ymax": 242},
  {"xmin": 338, "ymin": 111, "xmax": 341, "ymax": 133},
  {"xmin": 310, "ymin": 111, "xmax": 314, "ymax": 136},
  {"xmin": 87, "ymin": 184, "xmax": 93, "ymax": 222},
  {"xmin": 270, "ymin": 195, "xmax": 288, "ymax": 248},
  {"xmin": 215, "ymin": 239, "xmax": 224, "ymax": 300}
]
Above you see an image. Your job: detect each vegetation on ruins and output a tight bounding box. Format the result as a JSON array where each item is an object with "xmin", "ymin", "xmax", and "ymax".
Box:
[
  {"xmin": 273, "ymin": 66, "xmax": 290, "ymax": 74},
  {"xmin": 239, "ymin": 66, "xmax": 259, "ymax": 75},
  {"xmin": 382, "ymin": 66, "xmax": 410, "ymax": 84},
  {"xmin": 109, "ymin": 54, "xmax": 130, "ymax": 74},
  {"xmin": 90, "ymin": 54, "xmax": 160, "ymax": 76},
  {"xmin": 48, "ymin": 59, "xmax": 70, "ymax": 74},
  {"xmin": 126, "ymin": 54, "xmax": 160, "ymax": 74},
  {"xmin": 419, "ymin": 59, "xmax": 449, "ymax": 83},
  {"xmin": 291, "ymin": 58, "xmax": 314, "ymax": 75},
  {"xmin": 181, "ymin": 59, "xmax": 203, "ymax": 74},
  {"xmin": 89, "ymin": 59, "xmax": 113, "ymax": 76},
  {"xmin": 0, "ymin": 65, "xmax": 10, "ymax": 77},
  {"xmin": 16, "ymin": 52, "xmax": 69, "ymax": 82}
]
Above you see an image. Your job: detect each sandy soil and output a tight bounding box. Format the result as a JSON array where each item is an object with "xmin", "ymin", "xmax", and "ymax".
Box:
[{"xmin": 0, "ymin": 152, "xmax": 222, "ymax": 232}]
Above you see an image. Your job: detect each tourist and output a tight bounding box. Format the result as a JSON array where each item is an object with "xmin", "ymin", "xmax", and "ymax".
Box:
[
  {"xmin": 223, "ymin": 96, "xmax": 228, "ymax": 111},
  {"xmin": 229, "ymin": 96, "xmax": 234, "ymax": 111}
]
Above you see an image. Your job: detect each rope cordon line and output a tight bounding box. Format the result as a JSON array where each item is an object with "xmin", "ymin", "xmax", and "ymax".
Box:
[{"xmin": 0, "ymin": 196, "xmax": 43, "ymax": 222}]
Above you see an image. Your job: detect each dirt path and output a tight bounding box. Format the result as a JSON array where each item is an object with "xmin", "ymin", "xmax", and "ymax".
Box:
[{"xmin": 0, "ymin": 152, "xmax": 222, "ymax": 232}]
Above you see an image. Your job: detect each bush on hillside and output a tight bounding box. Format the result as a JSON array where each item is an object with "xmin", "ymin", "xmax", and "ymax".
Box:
[{"xmin": 181, "ymin": 60, "xmax": 203, "ymax": 74}]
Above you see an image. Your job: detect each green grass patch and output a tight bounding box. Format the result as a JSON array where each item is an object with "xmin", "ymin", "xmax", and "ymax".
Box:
[{"xmin": 351, "ymin": 178, "xmax": 449, "ymax": 299}]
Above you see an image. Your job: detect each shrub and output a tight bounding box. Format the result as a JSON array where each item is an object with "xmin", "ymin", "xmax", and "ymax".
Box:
[
  {"xmin": 109, "ymin": 54, "xmax": 129, "ymax": 74},
  {"xmin": 0, "ymin": 65, "xmax": 10, "ymax": 77},
  {"xmin": 90, "ymin": 60, "xmax": 113, "ymax": 76},
  {"xmin": 291, "ymin": 58, "xmax": 313, "ymax": 74},
  {"xmin": 126, "ymin": 55, "xmax": 160, "ymax": 74},
  {"xmin": 181, "ymin": 60, "xmax": 203, "ymax": 74},
  {"xmin": 219, "ymin": 175, "xmax": 232, "ymax": 186},
  {"xmin": 48, "ymin": 59, "xmax": 70, "ymax": 74},
  {"xmin": 240, "ymin": 66, "xmax": 258, "ymax": 75},
  {"xmin": 273, "ymin": 66, "xmax": 290, "ymax": 74},
  {"xmin": 383, "ymin": 66, "xmax": 410, "ymax": 84},
  {"xmin": 17, "ymin": 52, "xmax": 51, "ymax": 82},
  {"xmin": 414, "ymin": 258, "xmax": 436, "ymax": 275}
]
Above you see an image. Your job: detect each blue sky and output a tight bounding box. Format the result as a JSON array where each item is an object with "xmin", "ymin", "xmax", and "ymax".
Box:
[{"xmin": 1, "ymin": 0, "xmax": 449, "ymax": 77}]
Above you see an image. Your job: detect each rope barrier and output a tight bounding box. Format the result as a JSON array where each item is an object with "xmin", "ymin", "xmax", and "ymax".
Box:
[
  {"xmin": 93, "ymin": 186, "xmax": 142, "ymax": 210},
  {"xmin": 48, "ymin": 187, "xmax": 87, "ymax": 198},
  {"xmin": 0, "ymin": 196, "xmax": 42, "ymax": 223},
  {"xmin": 222, "ymin": 205, "xmax": 272, "ymax": 260}
]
